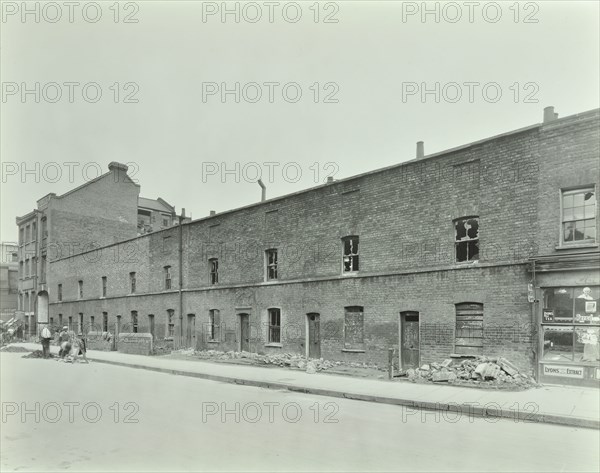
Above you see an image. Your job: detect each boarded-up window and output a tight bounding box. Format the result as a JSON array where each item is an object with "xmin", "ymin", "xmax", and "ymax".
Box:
[
  {"xmin": 455, "ymin": 303, "xmax": 483, "ymax": 355},
  {"xmin": 344, "ymin": 306, "xmax": 364, "ymax": 349}
]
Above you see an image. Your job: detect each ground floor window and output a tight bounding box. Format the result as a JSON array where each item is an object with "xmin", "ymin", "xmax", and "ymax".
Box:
[
  {"xmin": 208, "ymin": 309, "xmax": 220, "ymax": 341},
  {"xmin": 541, "ymin": 286, "xmax": 600, "ymax": 363},
  {"xmin": 455, "ymin": 303, "xmax": 483, "ymax": 355},
  {"xmin": 268, "ymin": 308, "xmax": 281, "ymax": 343},
  {"xmin": 167, "ymin": 309, "xmax": 175, "ymax": 338},
  {"xmin": 344, "ymin": 306, "xmax": 364, "ymax": 350}
]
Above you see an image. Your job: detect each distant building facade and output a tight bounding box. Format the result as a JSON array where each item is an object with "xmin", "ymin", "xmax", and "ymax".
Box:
[{"xmin": 0, "ymin": 242, "xmax": 19, "ymax": 323}]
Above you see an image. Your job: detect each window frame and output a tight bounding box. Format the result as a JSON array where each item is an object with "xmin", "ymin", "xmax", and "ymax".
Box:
[
  {"xmin": 131, "ymin": 310, "xmax": 138, "ymax": 333},
  {"xmin": 342, "ymin": 236, "xmax": 360, "ymax": 273},
  {"xmin": 265, "ymin": 249, "xmax": 278, "ymax": 281},
  {"xmin": 454, "ymin": 216, "xmax": 480, "ymax": 263},
  {"xmin": 209, "ymin": 258, "xmax": 219, "ymax": 285},
  {"xmin": 101, "ymin": 276, "xmax": 107, "ymax": 298},
  {"xmin": 164, "ymin": 266, "xmax": 172, "ymax": 290},
  {"xmin": 343, "ymin": 305, "xmax": 365, "ymax": 351},
  {"xmin": 167, "ymin": 309, "xmax": 175, "ymax": 339},
  {"xmin": 208, "ymin": 309, "xmax": 220, "ymax": 342},
  {"xmin": 559, "ymin": 187, "xmax": 597, "ymax": 246},
  {"xmin": 267, "ymin": 308, "xmax": 281, "ymax": 344},
  {"xmin": 129, "ymin": 272, "xmax": 136, "ymax": 294},
  {"xmin": 454, "ymin": 302, "xmax": 484, "ymax": 355},
  {"xmin": 78, "ymin": 280, "xmax": 83, "ymax": 299}
]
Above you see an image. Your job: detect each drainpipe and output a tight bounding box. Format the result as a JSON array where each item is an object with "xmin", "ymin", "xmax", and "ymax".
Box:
[
  {"xmin": 531, "ymin": 259, "xmax": 538, "ymax": 381},
  {"xmin": 178, "ymin": 208, "xmax": 185, "ymax": 348}
]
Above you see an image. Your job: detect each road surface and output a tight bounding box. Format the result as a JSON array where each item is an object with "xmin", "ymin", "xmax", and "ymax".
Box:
[{"xmin": 1, "ymin": 352, "xmax": 598, "ymax": 472}]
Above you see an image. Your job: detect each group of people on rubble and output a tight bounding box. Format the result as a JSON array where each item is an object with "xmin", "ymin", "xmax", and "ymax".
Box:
[{"xmin": 40, "ymin": 325, "xmax": 88, "ymax": 363}]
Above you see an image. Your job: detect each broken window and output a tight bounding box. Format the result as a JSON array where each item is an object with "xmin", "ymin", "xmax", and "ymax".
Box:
[
  {"xmin": 344, "ymin": 306, "xmax": 364, "ymax": 350},
  {"xmin": 208, "ymin": 309, "xmax": 220, "ymax": 341},
  {"xmin": 167, "ymin": 309, "xmax": 175, "ymax": 338},
  {"xmin": 562, "ymin": 189, "xmax": 596, "ymax": 244},
  {"xmin": 78, "ymin": 280, "xmax": 83, "ymax": 299},
  {"xmin": 454, "ymin": 217, "xmax": 479, "ymax": 262},
  {"xmin": 268, "ymin": 308, "xmax": 281, "ymax": 343},
  {"xmin": 164, "ymin": 266, "xmax": 172, "ymax": 289},
  {"xmin": 342, "ymin": 236, "xmax": 359, "ymax": 272},
  {"xmin": 455, "ymin": 303, "xmax": 483, "ymax": 355},
  {"xmin": 265, "ymin": 249, "xmax": 278, "ymax": 280},
  {"xmin": 131, "ymin": 311, "xmax": 138, "ymax": 333},
  {"xmin": 130, "ymin": 272, "xmax": 136, "ymax": 293},
  {"xmin": 209, "ymin": 258, "xmax": 218, "ymax": 284}
]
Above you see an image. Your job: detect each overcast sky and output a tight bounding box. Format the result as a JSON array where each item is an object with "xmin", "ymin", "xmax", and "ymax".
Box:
[{"xmin": 1, "ymin": 0, "xmax": 599, "ymax": 242}]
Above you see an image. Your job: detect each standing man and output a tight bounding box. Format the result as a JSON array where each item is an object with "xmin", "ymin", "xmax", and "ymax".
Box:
[{"xmin": 40, "ymin": 325, "xmax": 52, "ymax": 359}]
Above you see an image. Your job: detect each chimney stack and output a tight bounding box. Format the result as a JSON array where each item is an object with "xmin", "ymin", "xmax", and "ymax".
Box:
[
  {"xmin": 416, "ymin": 141, "xmax": 424, "ymax": 159},
  {"xmin": 543, "ymin": 106, "xmax": 558, "ymax": 123},
  {"xmin": 257, "ymin": 179, "xmax": 266, "ymax": 202},
  {"xmin": 327, "ymin": 176, "xmax": 334, "ymax": 183},
  {"xmin": 181, "ymin": 208, "xmax": 186, "ymax": 218},
  {"xmin": 209, "ymin": 210, "xmax": 216, "ymax": 216}
]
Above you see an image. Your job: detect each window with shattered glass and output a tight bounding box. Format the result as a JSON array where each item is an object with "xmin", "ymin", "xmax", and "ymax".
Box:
[
  {"xmin": 342, "ymin": 236, "xmax": 359, "ymax": 272},
  {"xmin": 265, "ymin": 249, "xmax": 278, "ymax": 280},
  {"xmin": 454, "ymin": 217, "xmax": 479, "ymax": 262},
  {"xmin": 562, "ymin": 189, "xmax": 596, "ymax": 244}
]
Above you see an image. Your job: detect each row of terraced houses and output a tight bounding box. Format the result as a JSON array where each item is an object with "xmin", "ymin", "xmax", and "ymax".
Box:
[{"xmin": 15, "ymin": 106, "xmax": 600, "ymax": 387}]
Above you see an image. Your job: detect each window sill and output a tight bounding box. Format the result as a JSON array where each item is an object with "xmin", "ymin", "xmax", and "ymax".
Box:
[
  {"xmin": 342, "ymin": 349, "xmax": 365, "ymax": 353},
  {"xmin": 342, "ymin": 271, "xmax": 359, "ymax": 276},
  {"xmin": 555, "ymin": 243, "xmax": 598, "ymax": 250},
  {"xmin": 264, "ymin": 343, "xmax": 282, "ymax": 348}
]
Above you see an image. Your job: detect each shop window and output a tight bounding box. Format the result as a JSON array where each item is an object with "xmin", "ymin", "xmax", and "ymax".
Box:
[
  {"xmin": 454, "ymin": 217, "xmax": 479, "ymax": 262},
  {"xmin": 342, "ymin": 236, "xmax": 359, "ymax": 272},
  {"xmin": 561, "ymin": 188, "xmax": 596, "ymax": 244},
  {"xmin": 265, "ymin": 249, "xmax": 278, "ymax": 280},
  {"xmin": 455, "ymin": 303, "xmax": 483, "ymax": 355},
  {"xmin": 268, "ymin": 308, "xmax": 281, "ymax": 343},
  {"xmin": 208, "ymin": 309, "xmax": 220, "ymax": 341},
  {"xmin": 344, "ymin": 306, "xmax": 364, "ymax": 350},
  {"xmin": 542, "ymin": 287, "xmax": 600, "ymax": 363}
]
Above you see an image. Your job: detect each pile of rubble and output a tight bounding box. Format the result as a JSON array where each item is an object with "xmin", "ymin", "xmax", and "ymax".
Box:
[
  {"xmin": 403, "ymin": 356, "xmax": 537, "ymax": 388},
  {"xmin": 22, "ymin": 350, "xmax": 55, "ymax": 359},
  {"xmin": 190, "ymin": 350, "xmax": 384, "ymax": 374},
  {"xmin": 0, "ymin": 345, "xmax": 30, "ymax": 353}
]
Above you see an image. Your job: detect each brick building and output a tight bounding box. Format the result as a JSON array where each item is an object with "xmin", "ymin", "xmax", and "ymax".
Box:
[
  {"xmin": 40, "ymin": 107, "xmax": 600, "ymax": 387},
  {"xmin": 0, "ymin": 242, "xmax": 19, "ymax": 323}
]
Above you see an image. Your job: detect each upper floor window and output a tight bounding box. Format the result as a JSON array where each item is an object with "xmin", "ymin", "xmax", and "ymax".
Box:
[
  {"xmin": 102, "ymin": 276, "xmax": 107, "ymax": 297},
  {"xmin": 19, "ymin": 228, "xmax": 24, "ymax": 245},
  {"xmin": 41, "ymin": 216, "xmax": 47, "ymax": 238},
  {"xmin": 342, "ymin": 236, "xmax": 359, "ymax": 272},
  {"xmin": 32, "ymin": 221, "xmax": 37, "ymax": 241},
  {"xmin": 130, "ymin": 272, "xmax": 136, "ymax": 293},
  {"xmin": 265, "ymin": 249, "xmax": 278, "ymax": 280},
  {"xmin": 454, "ymin": 217, "xmax": 479, "ymax": 262},
  {"xmin": 562, "ymin": 188, "xmax": 596, "ymax": 244},
  {"xmin": 268, "ymin": 308, "xmax": 281, "ymax": 344},
  {"xmin": 78, "ymin": 280, "xmax": 83, "ymax": 299},
  {"xmin": 58, "ymin": 284, "xmax": 62, "ymax": 302},
  {"xmin": 25, "ymin": 225, "xmax": 30, "ymax": 242},
  {"xmin": 164, "ymin": 266, "xmax": 172, "ymax": 290},
  {"xmin": 209, "ymin": 258, "xmax": 218, "ymax": 284}
]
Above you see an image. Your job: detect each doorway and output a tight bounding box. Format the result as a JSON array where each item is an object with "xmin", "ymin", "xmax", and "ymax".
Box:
[
  {"xmin": 238, "ymin": 313, "xmax": 250, "ymax": 352},
  {"xmin": 400, "ymin": 311, "xmax": 420, "ymax": 370},
  {"xmin": 186, "ymin": 314, "xmax": 196, "ymax": 348},
  {"xmin": 307, "ymin": 313, "xmax": 321, "ymax": 359}
]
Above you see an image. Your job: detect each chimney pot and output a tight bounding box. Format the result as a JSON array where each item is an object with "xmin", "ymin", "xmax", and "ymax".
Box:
[
  {"xmin": 543, "ymin": 106, "xmax": 557, "ymax": 123},
  {"xmin": 209, "ymin": 210, "xmax": 216, "ymax": 216},
  {"xmin": 416, "ymin": 141, "xmax": 424, "ymax": 159},
  {"xmin": 108, "ymin": 161, "xmax": 129, "ymax": 173},
  {"xmin": 327, "ymin": 176, "xmax": 334, "ymax": 183}
]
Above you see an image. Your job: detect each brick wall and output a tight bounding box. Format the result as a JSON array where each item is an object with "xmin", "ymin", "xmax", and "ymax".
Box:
[{"xmin": 46, "ymin": 110, "xmax": 600, "ymax": 374}]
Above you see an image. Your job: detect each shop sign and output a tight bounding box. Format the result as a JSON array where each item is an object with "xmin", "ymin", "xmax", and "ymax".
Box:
[
  {"xmin": 543, "ymin": 364, "xmax": 584, "ymax": 378},
  {"xmin": 542, "ymin": 309, "xmax": 554, "ymax": 322}
]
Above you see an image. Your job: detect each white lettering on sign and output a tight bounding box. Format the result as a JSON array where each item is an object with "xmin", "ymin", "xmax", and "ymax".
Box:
[{"xmin": 543, "ymin": 365, "xmax": 584, "ymax": 379}]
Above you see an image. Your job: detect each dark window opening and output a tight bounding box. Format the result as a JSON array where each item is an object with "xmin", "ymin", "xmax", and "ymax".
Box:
[
  {"xmin": 268, "ymin": 308, "xmax": 281, "ymax": 343},
  {"xmin": 342, "ymin": 236, "xmax": 359, "ymax": 272},
  {"xmin": 455, "ymin": 217, "xmax": 479, "ymax": 262}
]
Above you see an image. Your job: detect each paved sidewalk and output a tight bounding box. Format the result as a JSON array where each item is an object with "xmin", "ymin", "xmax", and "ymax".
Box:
[{"xmin": 9, "ymin": 342, "xmax": 600, "ymax": 429}]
